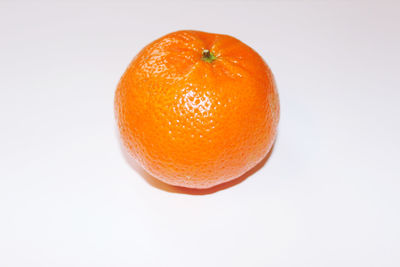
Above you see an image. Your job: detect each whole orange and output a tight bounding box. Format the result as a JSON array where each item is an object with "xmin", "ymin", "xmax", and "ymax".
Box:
[{"xmin": 115, "ymin": 30, "xmax": 279, "ymax": 189}]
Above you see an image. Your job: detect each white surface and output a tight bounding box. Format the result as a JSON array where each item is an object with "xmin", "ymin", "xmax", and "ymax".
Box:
[{"xmin": 1, "ymin": 1, "xmax": 400, "ymax": 266}]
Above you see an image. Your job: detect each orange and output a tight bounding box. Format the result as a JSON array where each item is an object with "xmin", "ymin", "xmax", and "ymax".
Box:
[{"xmin": 115, "ymin": 30, "xmax": 279, "ymax": 189}]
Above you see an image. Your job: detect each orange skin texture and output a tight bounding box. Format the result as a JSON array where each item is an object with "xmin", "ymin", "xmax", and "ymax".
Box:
[{"xmin": 115, "ymin": 30, "xmax": 280, "ymax": 189}]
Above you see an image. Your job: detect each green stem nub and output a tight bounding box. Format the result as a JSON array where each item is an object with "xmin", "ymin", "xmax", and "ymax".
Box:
[{"xmin": 201, "ymin": 49, "xmax": 216, "ymax": 63}]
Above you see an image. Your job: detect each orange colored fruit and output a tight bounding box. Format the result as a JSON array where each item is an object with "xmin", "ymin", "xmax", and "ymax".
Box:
[{"xmin": 115, "ymin": 30, "xmax": 279, "ymax": 189}]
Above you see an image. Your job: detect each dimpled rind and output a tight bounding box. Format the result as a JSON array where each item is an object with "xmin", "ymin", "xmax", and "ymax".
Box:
[{"xmin": 115, "ymin": 30, "xmax": 280, "ymax": 189}]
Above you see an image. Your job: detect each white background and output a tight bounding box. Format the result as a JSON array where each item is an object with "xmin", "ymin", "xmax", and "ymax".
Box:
[{"xmin": 1, "ymin": 1, "xmax": 399, "ymax": 266}]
